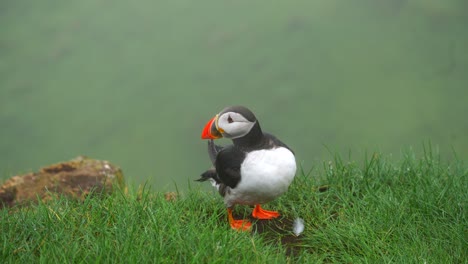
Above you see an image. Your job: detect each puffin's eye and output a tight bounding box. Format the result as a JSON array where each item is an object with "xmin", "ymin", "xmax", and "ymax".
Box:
[{"xmin": 227, "ymin": 116, "xmax": 234, "ymax": 123}]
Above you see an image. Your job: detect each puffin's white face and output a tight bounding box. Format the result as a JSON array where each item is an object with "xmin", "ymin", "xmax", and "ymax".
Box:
[{"xmin": 216, "ymin": 111, "xmax": 256, "ymax": 139}]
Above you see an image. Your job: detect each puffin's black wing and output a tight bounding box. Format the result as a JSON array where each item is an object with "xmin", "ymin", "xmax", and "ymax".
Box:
[
  {"xmin": 197, "ymin": 145, "xmax": 244, "ymax": 188},
  {"xmin": 197, "ymin": 145, "xmax": 244, "ymax": 197},
  {"xmin": 214, "ymin": 146, "xmax": 245, "ymax": 189},
  {"xmin": 207, "ymin": 139, "xmax": 223, "ymax": 165},
  {"xmin": 197, "ymin": 140, "xmax": 224, "ymax": 183}
]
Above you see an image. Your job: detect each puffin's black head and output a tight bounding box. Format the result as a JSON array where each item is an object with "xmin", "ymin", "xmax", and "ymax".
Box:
[{"xmin": 201, "ymin": 106, "xmax": 261, "ymax": 140}]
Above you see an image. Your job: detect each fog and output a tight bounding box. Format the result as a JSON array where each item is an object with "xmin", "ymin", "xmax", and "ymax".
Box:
[{"xmin": 1, "ymin": 0, "xmax": 467, "ymax": 190}]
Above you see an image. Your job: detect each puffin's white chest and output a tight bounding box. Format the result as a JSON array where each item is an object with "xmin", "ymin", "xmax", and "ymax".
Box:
[{"xmin": 224, "ymin": 147, "xmax": 296, "ymax": 207}]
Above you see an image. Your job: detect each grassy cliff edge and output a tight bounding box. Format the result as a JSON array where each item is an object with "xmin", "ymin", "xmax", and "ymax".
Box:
[{"xmin": 1, "ymin": 149, "xmax": 466, "ymax": 263}]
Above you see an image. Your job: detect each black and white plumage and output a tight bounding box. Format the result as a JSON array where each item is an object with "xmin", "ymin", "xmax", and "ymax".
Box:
[{"xmin": 198, "ymin": 106, "xmax": 296, "ymax": 230}]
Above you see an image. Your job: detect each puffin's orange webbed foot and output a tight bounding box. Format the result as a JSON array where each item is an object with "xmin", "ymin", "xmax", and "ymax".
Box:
[
  {"xmin": 227, "ymin": 208, "xmax": 252, "ymax": 231},
  {"xmin": 252, "ymin": 204, "xmax": 280, "ymax": 219}
]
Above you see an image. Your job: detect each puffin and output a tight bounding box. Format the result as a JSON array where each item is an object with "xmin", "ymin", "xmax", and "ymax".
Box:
[{"xmin": 197, "ymin": 106, "xmax": 297, "ymax": 231}]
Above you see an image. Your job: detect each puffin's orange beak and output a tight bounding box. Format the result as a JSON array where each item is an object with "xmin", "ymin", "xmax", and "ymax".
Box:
[{"xmin": 201, "ymin": 115, "xmax": 223, "ymax": 139}]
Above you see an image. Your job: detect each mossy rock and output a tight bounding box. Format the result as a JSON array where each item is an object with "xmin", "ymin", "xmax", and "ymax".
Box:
[{"xmin": 0, "ymin": 156, "xmax": 124, "ymax": 208}]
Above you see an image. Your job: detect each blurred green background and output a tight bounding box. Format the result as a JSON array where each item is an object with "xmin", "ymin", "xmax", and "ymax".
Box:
[{"xmin": 1, "ymin": 0, "xmax": 467, "ymax": 190}]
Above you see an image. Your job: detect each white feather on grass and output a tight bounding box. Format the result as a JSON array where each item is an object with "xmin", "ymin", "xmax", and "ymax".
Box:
[{"xmin": 293, "ymin": 218, "xmax": 304, "ymax": 236}]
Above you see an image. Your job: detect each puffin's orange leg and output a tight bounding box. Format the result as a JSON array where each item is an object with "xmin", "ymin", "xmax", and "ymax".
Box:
[
  {"xmin": 227, "ymin": 208, "xmax": 252, "ymax": 231},
  {"xmin": 252, "ymin": 204, "xmax": 280, "ymax": 219}
]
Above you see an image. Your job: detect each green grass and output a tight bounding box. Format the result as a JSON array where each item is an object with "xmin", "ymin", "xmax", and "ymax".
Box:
[{"xmin": 1, "ymin": 149, "xmax": 466, "ymax": 263}]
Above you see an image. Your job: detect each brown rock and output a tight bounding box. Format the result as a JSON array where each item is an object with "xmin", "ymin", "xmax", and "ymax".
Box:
[
  {"xmin": 0, "ymin": 156, "xmax": 124, "ymax": 208},
  {"xmin": 164, "ymin": 192, "xmax": 178, "ymax": 202}
]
